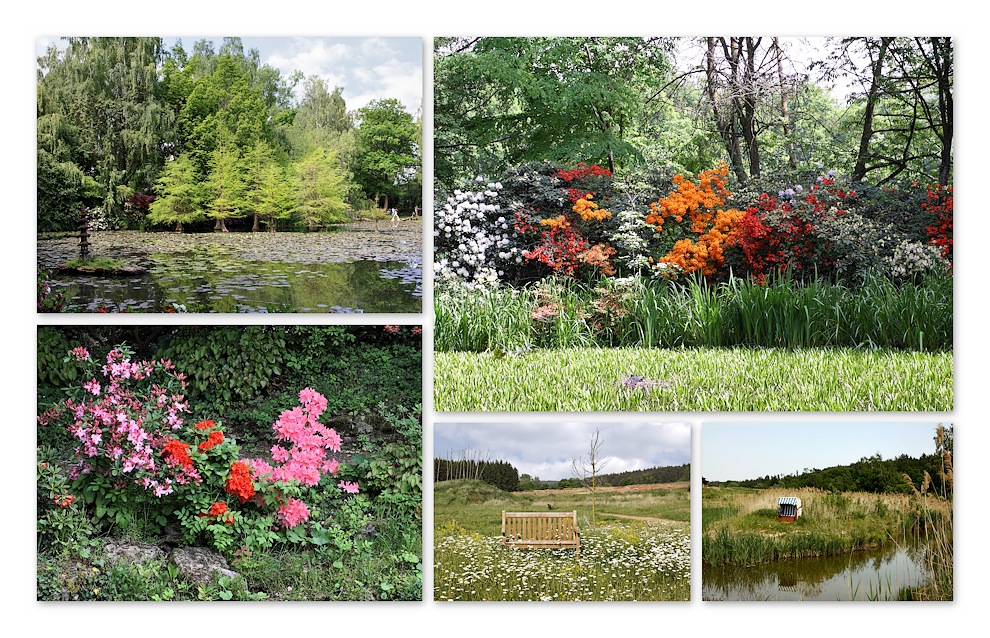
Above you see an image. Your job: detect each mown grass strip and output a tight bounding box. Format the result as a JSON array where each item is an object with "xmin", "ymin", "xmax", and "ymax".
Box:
[{"xmin": 434, "ymin": 347, "xmax": 952, "ymax": 412}]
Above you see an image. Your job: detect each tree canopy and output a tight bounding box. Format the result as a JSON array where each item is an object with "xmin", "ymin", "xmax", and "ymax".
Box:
[
  {"xmin": 37, "ymin": 37, "xmax": 421, "ymax": 232},
  {"xmin": 434, "ymin": 36, "xmax": 953, "ymax": 196}
]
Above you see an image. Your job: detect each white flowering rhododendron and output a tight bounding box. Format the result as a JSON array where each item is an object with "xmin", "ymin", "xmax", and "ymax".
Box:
[{"xmin": 434, "ymin": 179, "xmax": 523, "ymax": 287}]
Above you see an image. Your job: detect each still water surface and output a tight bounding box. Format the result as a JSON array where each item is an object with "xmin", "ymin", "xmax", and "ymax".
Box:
[
  {"xmin": 703, "ymin": 542, "xmax": 928, "ymax": 601},
  {"xmin": 38, "ymin": 224, "xmax": 422, "ymax": 313}
]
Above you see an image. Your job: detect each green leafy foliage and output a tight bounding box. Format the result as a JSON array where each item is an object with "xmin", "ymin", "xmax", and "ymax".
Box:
[
  {"xmin": 354, "ymin": 98, "xmax": 420, "ymax": 211},
  {"xmin": 158, "ymin": 326, "xmax": 286, "ymax": 411}
]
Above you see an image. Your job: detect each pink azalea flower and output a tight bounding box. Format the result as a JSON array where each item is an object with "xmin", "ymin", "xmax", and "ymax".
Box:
[
  {"xmin": 338, "ymin": 481, "xmax": 360, "ymax": 494},
  {"xmin": 277, "ymin": 498, "xmax": 310, "ymax": 528}
]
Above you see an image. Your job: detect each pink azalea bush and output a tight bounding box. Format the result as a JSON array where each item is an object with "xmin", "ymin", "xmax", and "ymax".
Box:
[
  {"xmin": 38, "ymin": 346, "xmax": 195, "ymax": 500},
  {"xmin": 245, "ymin": 388, "xmax": 353, "ymax": 529}
]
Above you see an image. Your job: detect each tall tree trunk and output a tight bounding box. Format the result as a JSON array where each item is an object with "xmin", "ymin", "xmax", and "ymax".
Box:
[
  {"xmin": 923, "ymin": 37, "xmax": 953, "ymax": 186},
  {"xmin": 853, "ymin": 37, "xmax": 893, "ymax": 182},
  {"xmin": 741, "ymin": 38, "xmax": 761, "ymax": 179},
  {"xmin": 707, "ymin": 38, "xmax": 747, "ymax": 182},
  {"xmin": 774, "ymin": 37, "xmax": 798, "ymax": 170}
]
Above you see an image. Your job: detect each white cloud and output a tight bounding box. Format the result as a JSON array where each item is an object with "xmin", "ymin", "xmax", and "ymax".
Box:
[
  {"xmin": 264, "ymin": 37, "xmax": 421, "ymax": 113},
  {"xmin": 435, "ymin": 422, "xmax": 690, "ymax": 481}
]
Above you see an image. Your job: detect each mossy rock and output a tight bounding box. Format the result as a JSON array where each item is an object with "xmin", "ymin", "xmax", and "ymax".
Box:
[{"xmin": 57, "ymin": 262, "xmax": 147, "ymax": 276}]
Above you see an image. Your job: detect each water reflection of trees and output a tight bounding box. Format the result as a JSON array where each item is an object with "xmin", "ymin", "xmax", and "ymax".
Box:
[
  {"xmin": 39, "ymin": 230, "xmax": 422, "ymax": 312},
  {"xmin": 703, "ymin": 542, "xmax": 924, "ymax": 601}
]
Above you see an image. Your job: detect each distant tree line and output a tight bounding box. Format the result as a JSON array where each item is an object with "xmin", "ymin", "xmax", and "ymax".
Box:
[
  {"xmin": 518, "ymin": 464, "xmax": 690, "ymax": 491},
  {"xmin": 433, "ymin": 457, "xmax": 519, "ymax": 492},
  {"xmin": 709, "ymin": 433, "xmax": 952, "ymax": 497}
]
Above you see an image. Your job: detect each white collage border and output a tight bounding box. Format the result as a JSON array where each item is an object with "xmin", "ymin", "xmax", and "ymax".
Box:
[{"xmin": 8, "ymin": 2, "xmax": 981, "ymax": 636}]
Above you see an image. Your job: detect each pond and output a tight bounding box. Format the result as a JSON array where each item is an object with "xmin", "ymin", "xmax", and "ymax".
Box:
[
  {"xmin": 702, "ymin": 542, "xmax": 929, "ymax": 601},
  {"xmin": 38, "ymin": 222, "xmax": 422, "ymax": 313}
]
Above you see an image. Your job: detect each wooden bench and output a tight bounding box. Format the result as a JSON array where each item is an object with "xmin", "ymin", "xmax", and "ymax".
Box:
[{"xmin": 501, "ymin": 510, "xmax": 580, "ymax": 556}]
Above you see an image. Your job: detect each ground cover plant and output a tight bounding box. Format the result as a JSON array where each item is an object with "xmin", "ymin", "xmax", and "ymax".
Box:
[
  {"xmin": 36, "ymin": 325, "xmax": 423, "ymax": 601},
  {"xmin": 433, "ymin": 479, "xmax": 689, "ymax": 601},
  {"xmin": 433, "ymin": 37, "xmax": 952, "ymax": 412},
  {"xmin": 435, "ymin": 347, "xmax": 951, "ymax": 412}
]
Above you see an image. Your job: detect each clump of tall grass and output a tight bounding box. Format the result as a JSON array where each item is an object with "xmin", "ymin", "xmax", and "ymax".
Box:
[
  {"xmin": 702, "ymin": 487, "xmax": 920, "ymax": 566},
  {"xmin": 901, "ymin": 424, "xmax": 953, "ymax": 600},
  {"xmin": 435, "ymin": 271, "xmax": 952, "ymax": 352}
]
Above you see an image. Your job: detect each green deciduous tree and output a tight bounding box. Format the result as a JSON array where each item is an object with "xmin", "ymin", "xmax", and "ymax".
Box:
[
  {"xmin": 178, "ymin": 53, "xmax": 269, "ymax": 172},
  {"xmin": 291, "ymin": 75, "xmax": 353, "ymax": 155},
  {"xmin": 293, "ymin": 148, "xmax": 349, "ymax": 228},
  {"xmin": 434, "ymin": 37, "xmax": 674, "ymax": 192},
  {"xmin": 147, "ymin": 153, "xmax": 207, "ymax": 232},
  {"xmin": 354, "ymin": 98, "xmax": 420, "ymax": 212}
]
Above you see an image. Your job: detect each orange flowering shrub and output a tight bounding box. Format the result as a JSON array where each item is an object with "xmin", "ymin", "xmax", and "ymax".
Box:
[
  {"xmin": 572, "ymin": 195, "xmax": 611, "ymax": 222},
  {"xmin": 645, "ymin": 165, "xmax": 744, "ymax": 277},
  {"xmin": 539, "ymin": 215, "xmax": 571, "ymax": 230},
  {"xmin": 577, "ymin": 243, "xmax": 617, "ymax": 276}
]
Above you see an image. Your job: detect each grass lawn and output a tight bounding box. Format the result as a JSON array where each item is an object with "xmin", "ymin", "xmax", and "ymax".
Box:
[{"xmin": 434, "ymin": 346, "xmax": 952, "ymax": 411}]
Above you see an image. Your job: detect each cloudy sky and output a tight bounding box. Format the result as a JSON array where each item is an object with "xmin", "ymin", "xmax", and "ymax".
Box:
[
  {"xmin": 434, "ymin": 421, "xmax": 690, "ymax": 481},
  {"xmin": 702, "ymin": 421, "xmax": 946, "ymax": 482},
  {"xmin": 36, "ymin": 36, "xmax": 423, "ymax": 114}
]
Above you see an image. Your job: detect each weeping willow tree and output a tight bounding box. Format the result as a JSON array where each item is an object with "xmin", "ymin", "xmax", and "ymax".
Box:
[{"xmin": 37, "ymin": 37, "xmax": 175, "ymax": 227}]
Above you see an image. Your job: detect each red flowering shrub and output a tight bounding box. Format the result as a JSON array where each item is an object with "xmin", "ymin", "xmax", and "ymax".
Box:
[
  {"xmin": 225, "ymin": 461, "xmax": 256, "ymax": 504},
  {"xmin": 162, "ymin": 439, "xmax": 194, "ymax": 469},
  {"xmin": 728, "ymin": 174, "xmax": 849, "ymax": 280},
  {"xmin": 923, "ymin": 184, "xmax": 953, "ymax": 262},
  {"xmin": 511, "ymin": 163, "xmax": 619, "ymax": 279},
  {"xmin": 198, "ymin": 430, "xmax": 224, "ymax": 453}
]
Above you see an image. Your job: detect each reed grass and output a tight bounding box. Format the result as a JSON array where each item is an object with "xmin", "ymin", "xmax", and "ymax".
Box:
[
  {"xmin": 901, "ymin": 424, "xmax": 953, "ymax": 600},
  {"xmin": 435, "ymin": 271, "xmax": 952, "ymax": 352},
  {"xmin": 702, "ymin": 487, "xmax": 928, "ymax": 567}
]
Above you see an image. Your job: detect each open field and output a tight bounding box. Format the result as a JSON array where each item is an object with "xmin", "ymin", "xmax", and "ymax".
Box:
[{"xmin": 434, "ymin": 479, "xmax": 690, "ymax": 601}]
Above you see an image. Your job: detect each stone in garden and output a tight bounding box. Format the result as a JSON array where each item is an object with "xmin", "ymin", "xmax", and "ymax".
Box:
[
  {"xmin": 103, "ymin": 540, "xmax": 166, "ymax": 565},
  {"xmin": 169, "ymin": 546, "xmax": 241, "ymax": 586},
  {"xmin": 620, "ymin": 375, "xmax": 674, "ymax": 391}
]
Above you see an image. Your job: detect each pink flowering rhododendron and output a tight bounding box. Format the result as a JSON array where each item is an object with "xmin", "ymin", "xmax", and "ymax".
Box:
[
  {"xmin": 246, "ymin": 388, "xmax": 345, "ymax": 488},
  {"xmin": 38, "ymin": 347, "xmax": 195, "ymax": 497}
]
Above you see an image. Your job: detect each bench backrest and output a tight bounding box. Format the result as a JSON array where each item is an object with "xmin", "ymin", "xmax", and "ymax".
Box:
[{"xmin": 501, "ymin": 511, "xmax": 579, "ymax": 542}]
